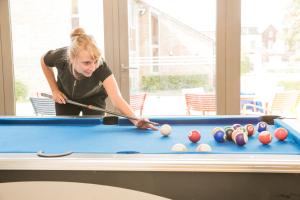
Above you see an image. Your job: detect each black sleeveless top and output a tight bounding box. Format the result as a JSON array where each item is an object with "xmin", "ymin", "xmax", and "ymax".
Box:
[{"xmin": 43, "ymin": 47, "xmax": 112, "ymax": 108}]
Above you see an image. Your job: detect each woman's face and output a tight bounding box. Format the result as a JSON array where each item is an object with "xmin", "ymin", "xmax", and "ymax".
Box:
[{"xmin": 72, "ymin": 49, "xmax": 99, "ymax": 77}]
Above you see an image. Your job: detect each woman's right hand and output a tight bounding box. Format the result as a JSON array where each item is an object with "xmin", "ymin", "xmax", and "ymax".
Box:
[{"xmin": 52, "ymin": 90, "xmax": 67, "ymax": 104}]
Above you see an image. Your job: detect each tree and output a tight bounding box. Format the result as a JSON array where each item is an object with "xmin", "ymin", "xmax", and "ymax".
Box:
[
  {"xmin": 15, "ymin": 80, "xmax": 28, "ymax": 101},
  {"xmin": 283, "ymin": 0, "xmax": 300, "ymax": 51},
  {"xmin": 241, "ymin": 53, "xmax": 252, "ymax": 74}
]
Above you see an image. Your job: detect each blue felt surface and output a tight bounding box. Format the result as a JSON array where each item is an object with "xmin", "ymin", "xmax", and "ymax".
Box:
[{"xmin": 0, "ymin": 116, "xmax": 299, "ymax": 154}]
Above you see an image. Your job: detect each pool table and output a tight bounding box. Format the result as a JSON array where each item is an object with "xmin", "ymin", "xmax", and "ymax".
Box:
[{"xmin": 0, "ymin": 116, "xmax": 300, "ymax": 200}]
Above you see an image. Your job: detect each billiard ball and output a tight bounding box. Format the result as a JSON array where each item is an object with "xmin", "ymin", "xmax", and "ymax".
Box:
[
  {"xmin": 171, "ymin": 143, "xmax": 188, "ymax": 152},
  {"xmin": 231, "ymin": 129, "xmax": 241, "ymax": 141},
  {"xmin": 224, "ymin": 126, "xmax": 234, "ymax": 141},
  {"xmin": 258, "ymin": 131, "xmax": 272, "ymax": 144},
  {"xmin": 212, "ymin": 127, "xmax": 223, "ymax": 134},
  {"xmin": 233, "ymin": 131, "xmax": 248, "ymax": 146},
  {"xmin": 188, "ymin": 130, "xmax": 201, "ymax": 143},
  {"xmin": 257, "ymin": 122, "xmax": 268, "ymax": 132},
  {"xmin": 274, "ymin": 128, "xmax": 288, "ymax": 141},
  {"xmin": 235, "ymin": 127, "xmax": 247, "ymax": 135},
  {"xmin": 196, "ymin": 143, "xmax": 212, "ymax": 152},
  {"xmin": 160, "ymin": 124, "xmax": 172, "ymax": 136},
  {"xmin": 232, "ymin": 124, "xmax": 242, "ymax": 130},
  {"xmin": 213, "ymin": 129, "xmax": 226, "ymax": 143},
  {"xmin": 245, "ymin": 124, "xmax": 255, "ymax": 136}
]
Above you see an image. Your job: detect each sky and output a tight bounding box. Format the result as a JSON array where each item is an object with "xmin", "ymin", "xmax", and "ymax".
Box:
[
  {"xmin": 143, "ymin": 0, "xmax": 291, "ymax": 31},
  {"xmin": 241, "ymin": 0, "xmax": 289, "ymax": 29},
  {"xmin": 143, "ymin": 0, "xmax": 216, "ymax": 31}
]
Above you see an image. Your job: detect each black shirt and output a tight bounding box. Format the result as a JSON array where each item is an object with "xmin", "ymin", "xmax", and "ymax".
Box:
[{"xmin": 43, "ymin": 47, "xmax": 112, "ymax": 107}]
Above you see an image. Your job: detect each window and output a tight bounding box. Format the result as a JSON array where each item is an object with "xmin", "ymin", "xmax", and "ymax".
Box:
[
  {"xmin": 241, "ymin": 0, "xmax": 300, "ymax": 117},
  {"xmin": 9, "ymin": 0, "xmax": 104, "ymax": 116},
  {"xmin": 128, "ymin": 0, "xmax": 216, "ymax": 116},
  {"xmin": 71, "ymin": 0, "xmax": 79, "ymax": 28}
]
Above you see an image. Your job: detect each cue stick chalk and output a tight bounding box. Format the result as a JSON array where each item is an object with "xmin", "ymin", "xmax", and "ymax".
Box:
[{"xmin": 40, "ymin": 93, "xmax": 159, "ymax": 126}]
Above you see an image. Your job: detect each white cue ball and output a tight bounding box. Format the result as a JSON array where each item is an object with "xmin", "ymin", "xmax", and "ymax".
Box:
[
  {"xmin": 171, "ymin": 143, "xmax": 188, "ymax": 152},
  {"xmin": 160, "ymin": 124, "xmax": 172, "ymax": 136},
  {"xmin": 196, "ymin": 143, "xmax": 212, "ymax": 152}
]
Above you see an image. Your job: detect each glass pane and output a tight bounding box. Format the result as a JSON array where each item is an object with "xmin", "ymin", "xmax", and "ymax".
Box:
[
  {"xmin": 128, "ymin": 0, "xmax": 216, "ymax": 116},
  {"xmin": 241, "ymin": 0, "xmax": 300, "ymax": 118},
  {"xmin": 10, "ymin": 0, "xmax": 104, "ymax": 116}
]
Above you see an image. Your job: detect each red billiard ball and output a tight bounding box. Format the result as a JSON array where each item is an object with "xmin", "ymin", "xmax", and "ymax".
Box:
[
  {"xmin": 274, "ymin": 128, "xmax": 288, "ymax": 141},
  {"xmin": 258, "ymin": 131, "xmax": 272, "ymax": 145},
  {"xmin": 188, "ymin": 130, "xmax": 201, "ymax": 143},
  {"xmin": 245, "ymin": 124, "xmax": 255, "ymax": 137}
]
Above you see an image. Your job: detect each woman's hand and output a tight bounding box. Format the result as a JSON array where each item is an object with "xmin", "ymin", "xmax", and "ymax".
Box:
[
  {"xmin": 52, "ymin": 90, "xmax": 67, "ymax": 104},
  {"xmin": 134, "ymin": 118, "xmax": 158, "ymax": 131}
]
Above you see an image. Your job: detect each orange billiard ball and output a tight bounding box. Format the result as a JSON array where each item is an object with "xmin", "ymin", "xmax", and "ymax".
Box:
[
  {"xmin": 245, "ymin": 124, "xmax": 255, "ymax": 137},
  {"xmin": 274, "ymin": 128, "xmax": 288, "ymax": 141},
  {"xmin": 258, "ymin": 131, "xmax": 272, "ymax": 145}
]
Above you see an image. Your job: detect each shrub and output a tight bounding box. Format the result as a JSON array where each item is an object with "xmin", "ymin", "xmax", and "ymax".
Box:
[
  {"xmin": 15, "ymin": 80, "xmax": 28, "ymax": 101},
  {"xmin": 141, "ymin": 74, "xmax": 209, "ymax": 92}
]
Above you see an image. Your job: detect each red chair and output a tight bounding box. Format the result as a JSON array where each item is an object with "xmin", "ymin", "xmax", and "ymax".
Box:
[
  {"xmin": 185, "ymin": 93, "xmax": 216, "ymax": 115},
  {"xmin": 130, "ymin": 93, "xmax": 147, "ymax": 116}
]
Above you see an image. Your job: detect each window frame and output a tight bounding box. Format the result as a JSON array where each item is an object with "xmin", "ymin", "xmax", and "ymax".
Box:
[
  {"xmin": 0, "ymin": 0, "xmax": 15, "ymax": 115},
  {"xmin": 1, "ymin": 0, "xmax": 241, "ymax": 115}
]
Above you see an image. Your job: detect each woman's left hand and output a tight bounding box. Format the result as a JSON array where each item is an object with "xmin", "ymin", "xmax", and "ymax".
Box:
[{"xmin": 135, "ymin": 118, "xmax": 158, "ymax": 131}]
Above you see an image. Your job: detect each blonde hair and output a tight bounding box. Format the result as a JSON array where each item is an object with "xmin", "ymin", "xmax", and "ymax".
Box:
[
  {"xmin": 68, "ymin": 27, "xmax": 101, "ymax": 62},
  {"xmin": 68, "ymin": 28, "xmax": 102, "ymax": 79}
]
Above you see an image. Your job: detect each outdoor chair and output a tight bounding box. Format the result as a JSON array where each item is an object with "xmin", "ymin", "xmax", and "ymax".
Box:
[
  {"xmin": 29, "ymin": 96, "xmax": 56, "ymax": 116},
  {"xmin": 185, "ymin": 93, "xmax": 216, "ymax": 115},
  {"xmin": 242, "ymin": 91, "xmax": 299, "ymax": 116}
]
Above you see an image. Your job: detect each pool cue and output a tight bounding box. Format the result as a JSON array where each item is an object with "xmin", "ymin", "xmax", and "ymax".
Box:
[{"xmin": 40, "ymin": 93, "xmax": 159, "ymax": 126}]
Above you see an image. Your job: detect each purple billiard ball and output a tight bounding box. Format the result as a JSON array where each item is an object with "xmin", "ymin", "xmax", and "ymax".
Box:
[{"xmin": 234, "ymin": 131, "xmax": 248, "ymax": 146}]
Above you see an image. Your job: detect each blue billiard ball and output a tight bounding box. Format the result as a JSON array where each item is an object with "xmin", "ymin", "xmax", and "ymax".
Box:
[
  {"xmin": 212, "ymin": 127, "xmax": 223, "ymax": 135},
  {"xmin": 257, "ymin": 122, "xmax": 268, "ymax": 132},
  {"xmin": 213, "ymin": 130, "xmax": 226, "ymax": 143}
]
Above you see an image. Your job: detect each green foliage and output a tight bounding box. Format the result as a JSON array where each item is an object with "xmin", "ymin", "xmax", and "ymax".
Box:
[
  {"xmin": 15, "ymin": 80, "xmax": 28, "ymax": 101},
  {"xmin": 283, "ymin": 0, "xmax": 300, "ymax": 51},
  {"xmin": 241, "ymin": 53, "xmax": 252, "ymax": 74},
  {"xmin": 277, "ymin": 81, "xmax": 300, "ymax": 90},
  {"xmin": 141, "ymin": 74, "xmax": 209, "ymax": 92}
]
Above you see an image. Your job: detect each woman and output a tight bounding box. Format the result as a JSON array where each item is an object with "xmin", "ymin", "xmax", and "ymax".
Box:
[{"xmin": 41, "ymin": 28, "xmax": 156, "ymax": 130}]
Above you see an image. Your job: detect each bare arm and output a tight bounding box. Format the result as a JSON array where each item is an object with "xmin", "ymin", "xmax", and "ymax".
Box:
[
  {"xmin": 103, "ymin": 75, "xmax": 136, "ymax": 119},
  {"xmin": 103, "ymin": 75, "xmax": 157, "ymax": 130},
  {"xmin": 40, "ymin": 55, "xmax": 66, "ymax": 104}
]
